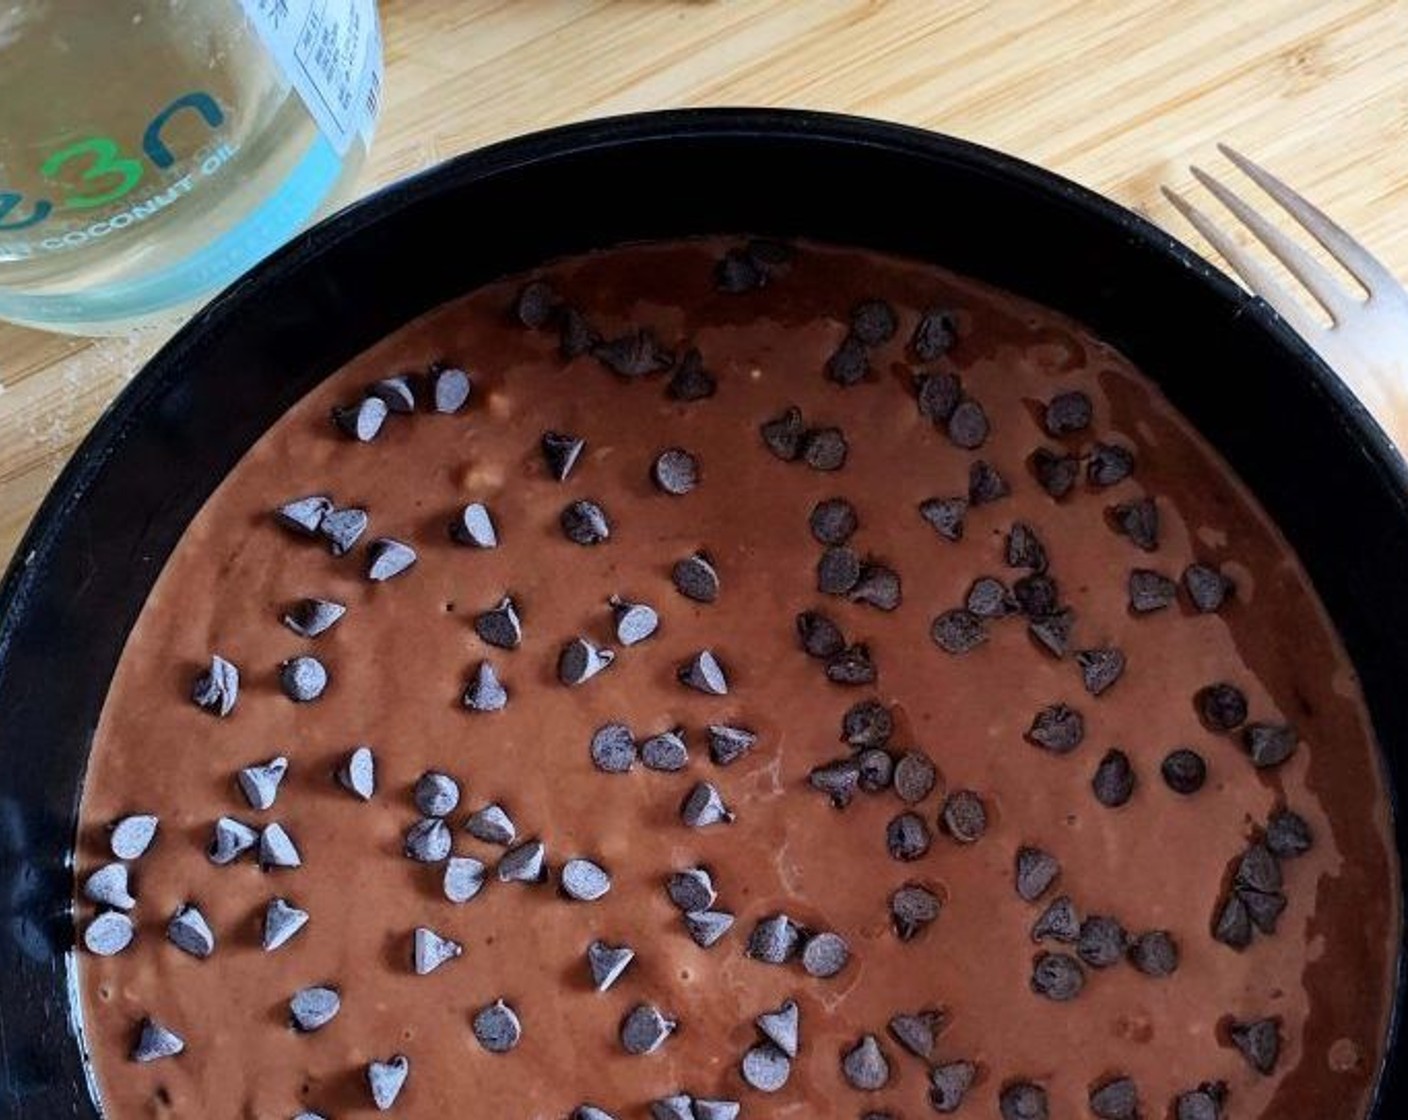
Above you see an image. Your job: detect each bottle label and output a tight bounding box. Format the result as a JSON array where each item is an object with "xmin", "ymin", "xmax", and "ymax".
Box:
[{"xmin": 240, "ymin": 0, "xmax": 383, "ymax": 155}]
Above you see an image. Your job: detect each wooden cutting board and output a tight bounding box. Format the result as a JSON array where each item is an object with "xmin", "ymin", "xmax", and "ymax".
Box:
[{"xmin": 2, "ymin": 0, "xmax": 1406, "ymax": 566}]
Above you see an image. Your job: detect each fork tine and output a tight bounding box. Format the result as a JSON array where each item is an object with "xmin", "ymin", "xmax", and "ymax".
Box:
[
  {"xmin": 1160, "ymin": 185, "xmax": 1325, "ymax": 341},
  {"xmin": 1189, "ymin": 164, "xmax": 1355, "ymax": 324},
  {"xmin": 1218, "ymin": 143, "xmax": 1398, "ymax": 296}
]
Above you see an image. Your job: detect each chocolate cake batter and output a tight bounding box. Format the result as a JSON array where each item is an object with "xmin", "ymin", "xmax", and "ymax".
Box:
[{"xmin": 76, "ymin": 239, "xmax": 1399, "ymax": 1119}]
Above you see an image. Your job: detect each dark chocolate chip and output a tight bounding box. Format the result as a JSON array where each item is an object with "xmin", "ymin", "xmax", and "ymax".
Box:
[
  {"xmin": 1013, "ymin": 573, "xmax": 1060, "ymax": 618},
  {"xmin": 817, "ymin": 547, "xmax": 862, "ymax": 594},
  {"xmin": 1230, "ymin": 1019, "xmax": 1280, "ymax": 1075},
  {"xmin": 966, "ymin": 576, "xmax": 1018, "ymax": 619},
  {"xmin": 1015, "ymin": 847, "xmax": 1061, "ymax": 902},
  {"xmin": 430, "ymin": 365, "xmax": 472, "ymax": 413},
  {"xmin": 887, "ymin": 812, "xmax": 932, "ymax": 860},
  {"xmin": 1032, "ymin": 896, "xmax": 1080, "ymax": 943},
  {"xmin": 85, "ymin": 911, "xmax": 135, "ymax": 956},
  {"xmin": 474, "ymin": 596, "xmax": 522, "ymax": 649},
  {"xmin": 414, "ymin": 772, "xmax": 460, "ymax": 818},
  {"xmin": 611, "ymin": 596, "xmax": 660, "ymax": 645},
  {"xmin": 915, "ymin": 370, "xmax": 962, "ymax": 424},
  {"xmin": 1195, "ymin": 683, "xmax": 1247, "ymax": 732},
  {"xmin": 258, "ymin": 822, "xmax": 302, "ymax": 869},
  {"xmin": 652, "ymin": 448, "xmax": 699, "ymax": 495},
  {"xmin": 681, "ymin": 781, "xmax": 733, "ymax": 826},
  {"xmin": 851, "ymin": 299, "xmax": 898, "ymax": 345},
  {"xmin": 561, "ymin": 858, "xmax": 612, "ymax": 901},
  {"xmin": 594, "ymin": 329, "xmax": 674, "ymax": 378},
  {"xmin": 668, "ymin": 347, "xmax": 717, "ymax": 400},
  {"xmin": 674, "ymin": 551, "xmax": 720, "ymax": 602},
  {"xmin": 463, "ymin": 660, "xmax": 508, "ymax": 712},
  {"xmin": 1076, "ymin": 647, "xmax": 1126, "ymax": 696},
  {"xmin": 931, "ymin": 609, "xmax": 986, "ymax": 655},
  {"xmin": 1213, "ymin": 893, "xmax": 1253, "ymax": 949},
  {"xmin": 919, "ymin": 496, "xmax": 967, "ymax": 542},
  {"xmin": 282, "ymin": 597, "xmax": 347, "ymax": 638},
  {"xmin": 473, "ymin": 1000, "xmax": 522, "ymax": 1053},
  {"xmin": 1006, "ymin": 521, "xmax": 1048, "ymax": 571},
  {"xmin": 263, "ymin": 898, "xmax": 309, "ymax": 951},
  {"xmin": 1240, "ymin": 888, "xmax": 1287, "ymax": 934},
  {"xmin": 1091, "ymin": 748, "xmax": 1135, "ymax": 808},
  {"xmin": 650, "ymin": 1096, "xmax": 695, "ymax": 1120},
  {"xmin": 809, "ymin": 498, "xmax": 858, "ymax": 545},
  {"xmin": 999, "ymin": 1082, "xmax": 1049, "ymax": 1120},
  {"xmin": 1184, "ymin": 563, "xmax": 1233, "ymax": 612},
  {"xmin": 587, "ymin": 940, "xmax": 635, "ymax": 991},
  {"xmin": 707, "ymin": 724, "xmax": 757, "ymax": 767},
  {"xmin": 741, "ymin": 1043, "xmax": 792, "ymax": 1092},
  {"xmin": 667, "ymin": 867, "xmax": 717, "ymax": 912},
  {"xmin": 890, "ymin": 883, "xmax": 942, "ymax": 941},
  {"xmin": 1242, "ymin": 722, "xmax": 1298, "ymax": 768},
  {"xmin": 369, "ymin": 374, "xmax": 416, "ymax": 414},
  {"xmin": 366, "ymin": 538, "xmax": 416, "ymax": 581},
  {"xmin": 939, "ymin": 790, "xmax": 988, "ymax": 843},
  {"xmin": 1042, "ymin": 390, "xmax": 1092, "ymax": 436},
  {"xmin": 207, "ymin": 816, "xmax": 256, "ymax": 865},
  {"xmin": 590, "ymin": 723, "xmax": 637, "ymax": 774},
  {"xmin": 498, "ymin": 839, "xmax": 547, "ymax": 884},
  {"xmin": 574, "ymin": 1107, "xmax": 619, "ymax": 1120},
  {"xmin": 1174, "ymin": 1084, "xmax": 1226, "ymax": 1120},
  {"xmin": 278, "ymin": 655, "xmax": 328, "ymax": 705},
  {"xmin": 290, "ymin": 986, "xmax": 341, "ymax": 1032},
  {"xmin": 404, "ymin": 818, "xmax": 451, "ymax": 863},
  {"xmin": 84, "ymin": 864, "xmax": 136, "ymax": 911},
  {"xmin": 561, "ymin": 500, "xmax": 611, "ymax": 545},
  {"xmin": 841, "ymin": 1035, "xmax": 890, "ymax": 1091},
  {"xmin": 621, "ymin": 1004, "xmax": 676, "ymax": 1055},
  {"xmin": 761, "ymin": 406, "xmax": 805, "ymax": 461},
  {"xmin": 1110, "ymin": 498, "xmax": 1159, "ymax": 551},
  {"xmin": 1031, "ymin": 952, "xmax": 1085, "ymax": 1001},
  {"xmin": 912, "ymin": 308, "xmax": 957, "ymax": 361},
  {"xmin": 514, "ymin": 279, "xmax": 560, "ymax": 328},
  {"xmin": 275, "ymin": 494, "xmax": 332, "ymax": 536},
  {"xmin": 968, "ymin": 459, "xmax": 1009, "ymax": 505},
  {"xmin": 1089, "ymin": 1077, "xmax": 1139, "ymax": 1120},
  {"xmin": 641, "ymin": 729, "xmax": 689, "ymax": 772},
  {"xmin": 1129, "ymin": 568, "xmax": 1177, "ymax": 613},
  {"xmin": 888, "ymin": 1009, "xmax": 943, "ymax": 1060},
  {"xmin": 797, "ymin": 610, "xmax": 846, "ymax": 658},
  {"xmin": 826, "ymin": 334, "xmax": 870, "ymax": 386},
  {"xmin": 1088, "ymin": 442, "xmax": 1135, "ymax": 487},
  {"xmin": 111, "ymin": 813, "xmax": 159, "ymax": 860},
  {"xmin": 1161, "ymin": 749, "xmax": 1208, "ymax": 795},
  {"xmin": 192, "ymin": 655, "xmax": 239, "ymax": 717},
  {"xmin": 1236, "ymin": 843, "xmax": 1283, "ymax": 894},
  {"xmin": 413, "ymin": 926, "xmax": 463, "ymax": 974},
  {"xmin": 801, "ymin": 427, "xmax": 848, "ymax": 471},
  {"xmin": 336, "ymin": 746, "xmax": 376, "ymax": 801},
  {"xmin": 679, "ymin": 649, "xmax": 728, "ymax": 695},
  {"xmin": 843, "ymin": 699, "xmax": 893, "ymax": 748},
  {"xmin": 683, "ymin": 909, "xmax": 736, "ymax": 947},
  {"xmin": 801, "ymin": 931, "xmax": 850, "ymax": 977},
  {"xmin": 131, "ymin": 1018, "xmax": 185, "ymax": 1063},
  {"xmin": 443, "ymin": 856, "xmax": 487, "ymax": 904},
  {"xmin": 893, "ymin": 752, "xmax": 937, "ymax": 804},
  {"xmin": 826, "ymin": 644, "xmax": 876, "ymax": 685},
  {"xmin": 318, "ymin": 506, "xmax": 368, "ymax": 556},
  {"xmin": 1078, "ymin": 915, "xmax": 1128, "ymax": 968},
  {"xmin": 1031, "ymin": 447, "xmax": 1079, "ymax": 499},
  {"xmin": 559, "ymin": 307, "xmax": 601, "ymax": 359},
  {"xmin": 716, "ymin": 248, "xmax": 766, "ymax": 292},
  {"xmin": 947, "ymin": 399, "xmax": 989, "ymax": 449},
  {"xmin": 560, "ymin": 638, "xmax": 616, "ymax": 686},
  {"xmin": 332, "ymin": 396, "xmax": 388, "ymax": 441},
  {"xmin": 542, "ymin": 430, "xmax": 586, "ymax": 481},
  {"xmin": 1129, "ymin": 930, "xmax": 1179, "ymax": 977},
  {"xmin": 1028, "ymin": 608, "xmax": 1076, "ymax": 658},
  {"xmin": 850, "ymin": 564, "xmax": 902, "ymax": 611},
  {"xmin": 465, "ymin": 802, "xmax": 516, "ymax": 845},
  {"xmin": 1266, "ymin": 809, "xmax": 1313, "ymax": 859},
  {"xmin": 757, "ymin": 999, "xmax": 800, "ymax": 1058},
  {"xmin": 929, "ymin": 1061, "xmax": 976, "ymax": 1113},
  {"xmin": 1026, "ymin": 704, "xmax": 1084, "ymax": 754},
  {"xmin": 810, "ymin": 758, "xmax": 861, "ymax": 808}
]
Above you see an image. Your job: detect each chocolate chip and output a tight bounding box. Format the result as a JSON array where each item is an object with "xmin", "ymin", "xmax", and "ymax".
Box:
[
  {"xmin": 595, "ymin": 329, "xmax": 674, "ymax": 378},
  {"xmin": 1026, "ymin": 704, "xmax": 1084, "ymax": 753},
  {"xmin": 1032, "ymin": 896, "xmax": 1080, "ymax": 943},
  {"xmin": 681, "ymin": 781, "xmax": 733, "ymax": 826},
  {"xmin": 413, "ymin": 926, "xmax": 462, "ymax": 974},
  {"xmin": 587, "ymin": 940, "xmax": 635, "ymax": 991},
  {"xmin": 443, "ymin": 856, "xmax": 487, "ymax": 904},
  {"xmin": 803, "ymin": 501, "xmax": 857, "ymax": 550},
  {"xmin": 366, "ymin": 538, "xmax": 417, "ymax": 581},
  {"xmin": 1195, "ymin": 683, "xmax": 1247, "ymax": 732},
  {"xmin": 650, "ymin": 1096, "xmax": 694, "ymax": 1120},
  {"xmin": 1031, "ymin": 447, "xmax": 1079, "ymax": 499},
  {"xmin": 890, "ymin": 883, "xmax": 942, "ymax": 940},
  {"xmin": 369, "ymin": 374, "xmax": 416, "ymax": 414},
  {"xmin": 318, "ymin": 506, "xmax": 368, "ymax": 556},
  {"xmin": 761, "ymin": 406, "xmax": 805, "ymax": 460},
  {"xmin": 929, "ymin": 1061, "xmax": 976, "ymax": 1113},
  {"xmin": 543, "ymin": 430, "xmax": 585, "ymax": 480},
  {"xmin": 1089, "ymin": 1077, "xmax": 1139, "ymax": 1120},
  {"xmin": 263, "ymin": 898, "xmax": 309, "ymax": 951},
  {"xmin": 561, "ymin": 500, "xmax": 611, "ymax": 545},
  {"xmin": 84, "ymin": 864, "xmax": 136, "ymax": 911},
  {"xmin": 947, "ymin": 399, "xmax": 989, "ymax": 450},
  {"xmin": 167, "ymin": 903, "xmax": 215, "ymax": 958},
  {"xmin": 679, "ymin": 650, "xmax": 729, "ymax": 695},
  {"xmin": 1243, "ymin": 722, "xmax": 1298, "ymax": 768},
  {"xmin": 888, "ymin": 810, "xmax": 933, "ymax": 861},
  {"xmin": 1236, "ymin": 843, "xmax": 1283, "ymax": 894},
  {"xmin": 1110, "ymin": 498, "xmax": 1159, "ymax": 551},
  {"xmin": 1129, "ymin": 568, "xmax": 1177, "ymax": 613},
  {"xmin": 717, "ymin": 248, "xmax": 767, "ymax": 292},
  {"xmin": 851, "ymin": 564, "xmax": 903, "ymax": 611},
  {"xmin": 1240, "ymin": 888, "xmax": 1287, "ymax": 934},
  {"xmin": 893, "ymin": 752, "xmax": 937, "ymax": 804},
  {"xmin": 621, "ymin": 1004, "xmax": 676, "ymax": 1055},
  {"xmin": 1031, "ymin": 952, "xmax": 1085, "ymax": 1001},
  {"xmin": 333, "ymin": 396, "xmax": 388, "ymax": 441},
  {"xmin": 192, "ymin": 655, "xmax": 239, "ymax": 717},
  {"xmin": 817, "ymin": 547, "xmax": 861, "ymax": 595},
  {"xmin": 431, "ymin": 365, "xmax": 472, "ymax": 413},
  {"xmin": 610, "ymin": 596, "xmax": 660, "ymax": 645},
  {"xmin": 842, "ymin": 1035, "xmax": 890, "ymax": 1091},
  {"xmin": 1014, "ymin": 573, "xmax": 1060, "ymax": 618},
  {"xmin": 473, "ymin": 1000, "xmax": 522, "ymax": 1053},
  {"xmin": 708, "ymin": 724, "xmax": 757, "ymax": 767},
  {"xmin": 332, "ymin": 745, "xmax": 375, "ymax": 801},
  {"xmin": 414, "ymin": 772, "xmax": 460, "ymax": 818},
  {"xmin": 514, "ymin": 279, "xmax": 560, "ymax": 328},
  {"xmin": 1092, "ymin": 749, "xmax": 1135, "ymax": 808},
  {"xmin": 1184, "ymin": 563, "xmax": 1233, "ymax": 612},
  {"xmin": 756, "ymin": 999, "xmax": 800, "ymax": 1058},
  {"xmin": 912, "ymin": 308, "xmax": 957, "ymax": 360},
  {"xmin": 465, "ymin": 802, "xmax": 516, "ymax": 845},
  {"xmin": 843, "ymin": 700, "xmax": 893, "ymax": 749},
  {"xmin": 290, "ymin": 986, "xmax": 341, "ymax": 1032},
  {"xmin": 741, "ymin": 1044, "xmax": 792, "ymax": 1092},
  {"xmin": 207, "ymin": 816, "xmax": 257, "ymax": 865},
  {"xmin": 131, "ymin": 1018, "xmax": 184, "ymax": 1063},
  {"xmin": 1077, "ymin": 647, "xmax": 1126, "ymax": 696},
  {"xmin": 259, "ymin": 822, "xmax": 302, "ymax": 869},
  {"xmin": 858, "ymin": 748, "xmax": 895, "ymax": 792},
  {"xmin": 282, "ymin": 597, "xmax": 346, "ymax": 639},
  {"xmin": 111, "ymin": 813, "xmax": 159, "ymax": 860},
  {"xmin": 1043, "ymin": 390, "xmax": 1092, "ymax": 436},
  {"xmin": 810, "ymin": 758, "xmax": 861, "ymax": 808},
  {"xmin": 560, "ymin": 308, "xmax": 601, "ymax": 359},
  {"xmin": 275, "ymin": 494, "xmax": 332, "ymax": 536},
  {"xmin": 684, "ymin": 909, "xmax": 736, "ymax": 948},
  {"xmin": 965, "ymin": 577, "xmax": 1016, "ymax": 619},
  {"xmin": 560, "ymin": 637, "xmax": 616, "ymax": 685},
  {"xmin": 849, "ymin": 299, "xmax": 897, "ymax": 346},
  {"xmin": 1129, "ymin": 930, "xmax": 1179, "ymax": 977},
  {"xmin": 471, "ymin": 596, "xmax": 523, "ymax": 652},
  {"xmin": 1000, "ymin": 1082, "xmax": 1049, "ymax": 1120},
  {"xmin": 279, "ymin": 655, "xmax": 328, "ymax": 702},
  {"xmin": 931, "ymin": 609, "xmax": 986, "ymax": 655},
  {"xmin": 968, "ymin": 459, "xmax": 1009, "ymax": 505},
  {"xmin": 645, "ymin": 450, "xmax": 701, "ymax": 500},
  {"xmin": 747, "ymin": 914, "xmax": 801, "ymax": 963},
  {"xmin": 404, "ymin": 817, "xmax": 452, "ymax": 863},
  {"xmin": 915, "ymin": 371, "xmax": 962, "ymax": 423},
  {"xmin": 1028, "ymin": 609, "xmax": 1075, "ymax": 658},
  {"xmin": 1161, "ymin": 749, "xmax": 1208, "ymax": 794},
  {"xmin": 1015, "ymin": 847, "xmax": 1061, "ymax": 902},
  {"xmin": 674, "ymin": 551, "xmax": 720, "ymax": 602},
  {"xmin": 1174, "ymin": 1084, "xmax": 1226, "ymax": 1120},
  {"xmin": 1230, "ymin": 1018, "xmax": 1280, "ymax": 1074},
  {"xmin": 574, "ymin": 1108, "xmax": 619, "ymax": 1120},
  {"xmin": 1266, "ymin": 809, "xmax": 1313, "ymax": 859},
  {"xmin": 802, "ymin": 427, "xmax": 848, "ymax": 471},
  {"xmin": 1088, "ymin": 443, "xmax": 1135, "ymax": 487},
  {"xmin": 1213, "ymin": 893, "xmax": 1253, "ymax": 949},
  {"xmin": 801, "ymin": 931, "xmax": 850, "ymax": 977},
  {"xmin": 667, "ymin": 867, "xmax": 717, "ymax": 912},
  {"xmin": 826, "ymin": 334, "xmax": 870, "ymax": 386},
  {"xmin": 1078, "ymin": 915, "xmax": 1128, "ymax": 968},
  {"xmin": 940, "ymin": 790, "xmax": 987, "ymax": 843},
  {"xmin": 562, "ymin": 858, "xmax": 612, "ymax": 901},
  {"xmin": 1003, "ymin": 523, "xmax": 1046, "ymax": 573},
  {"xmin": 591, "ymin": 723, "xmax": 637, "ymax": 774},
  {"xmin": 797, "ymin": 610, "xmax": 846, "ymax": 658},
  {"xmin": 498, "ymin": 839, "xmax": 547, "ymax": 883},
  {"xmin": 463, "ymin": 660, "xmax": 508, "ymax": 711},
  {"xmin": 642, "ymin": 729, "xmax": 689, "ymax": 772},
  {"xmin": 888, "ymin": 1009, "xmax": 942, "ymax": 1059},
  {"xmin": 85, "ymin": 911, "xmax": 135, "ymax": 956},
  {"xmin": 668, "ymin": 346, "xmax": 716, "ymax": 400},
  {"xmin": 919, "ymin": 496, "xmax": 968, "ymax": 542}
]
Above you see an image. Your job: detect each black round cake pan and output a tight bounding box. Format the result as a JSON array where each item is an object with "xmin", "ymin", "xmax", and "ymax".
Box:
[{"xmin": 0, "ymin": 108, "xmax": 1403, "ymax": 1117}]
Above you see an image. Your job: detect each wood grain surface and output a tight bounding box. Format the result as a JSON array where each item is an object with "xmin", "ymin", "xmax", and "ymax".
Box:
[{"xmin": 2, "ymin": 0, "xmax": 1406, "ymax": 567}]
